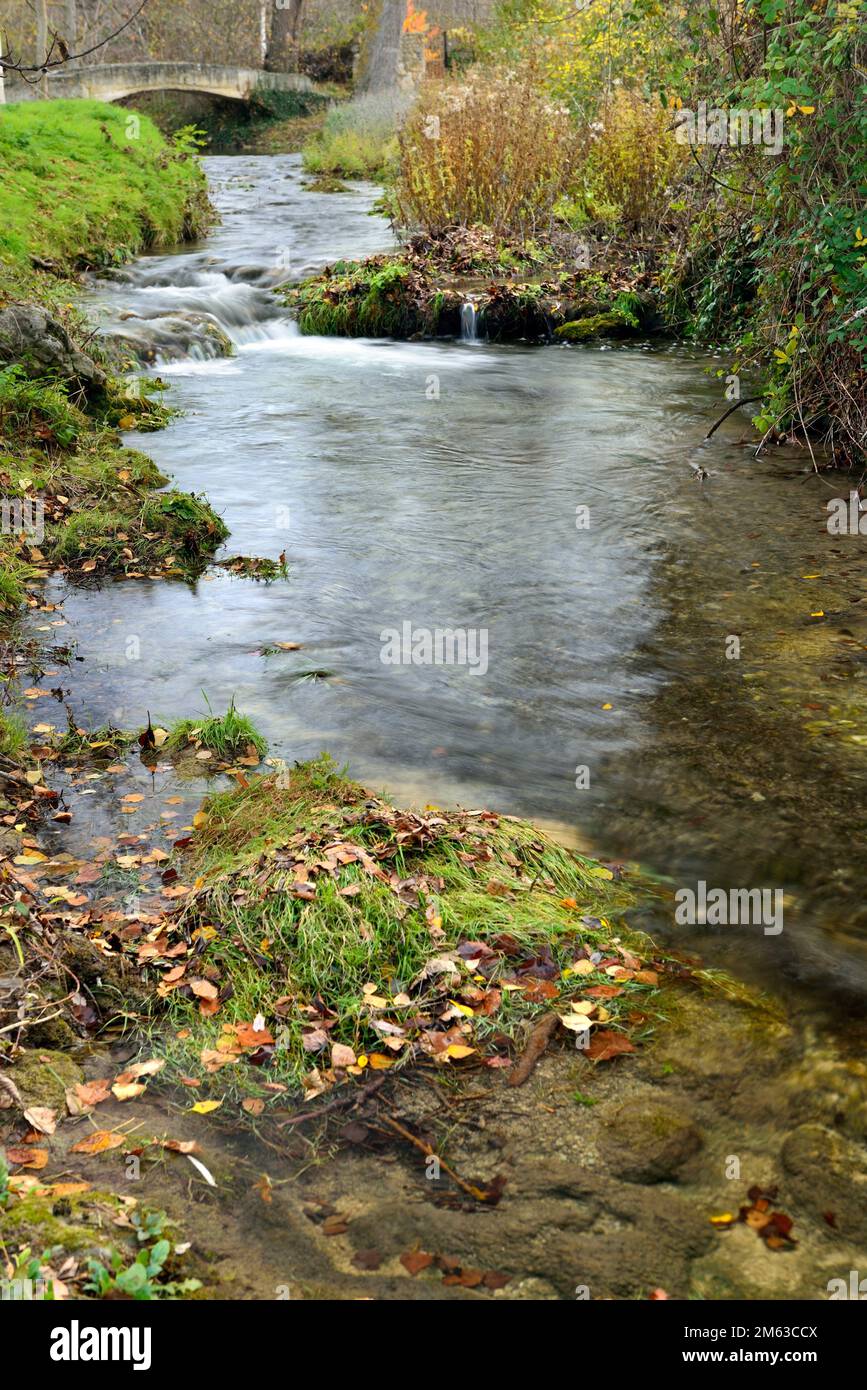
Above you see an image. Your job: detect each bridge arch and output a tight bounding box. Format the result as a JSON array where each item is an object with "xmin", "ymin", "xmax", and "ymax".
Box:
[{"xmin": 5, "ymin": 62, "xmax": 317, "ymax": 106}]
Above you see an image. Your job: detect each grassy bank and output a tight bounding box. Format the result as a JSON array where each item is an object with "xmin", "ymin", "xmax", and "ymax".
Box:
[
  {"xmin": 302, "ymin": 91, "xmax": 410, "ymax": 180},
  {"xmin": 0, "ymin": 101, "xmax": 210, "ymax": 288},
  {"xmin": 0, "ymin": 102, "xmax": 226, "ymax": 620}
]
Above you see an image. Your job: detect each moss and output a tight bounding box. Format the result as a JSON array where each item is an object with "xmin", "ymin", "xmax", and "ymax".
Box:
[
  {"xmin": 288, "ymin": 257, "xmax": 426, "ymax": 338},
  {"xmin": 10, "ymin": 1049, "xmax": 84, "ymax": 1109},
  {"xmin": 554, "ymin": 312, "xmax": 639, "ymax": 342},
  {"xmin": 2, "ymin": 1193, "xmax": 99, "ymax": 1253}
]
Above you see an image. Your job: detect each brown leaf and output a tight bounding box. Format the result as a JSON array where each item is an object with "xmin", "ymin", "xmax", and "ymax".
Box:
[
  {"xmin": 233, "ymin": 1022, "xmax": 275, "ymax": 1048},
  {"xmin": 70, "ymin": 1130, "xmax": 125, "ymax": 1155},
  {"xmin": 587, "ymin": 1030, "xmax": 637, "ymax": 1062},
  {"xmin": 351, "ymin": 1248, "xmax": 383, "ymax": 1270},
  {"xmin": 6, "ymin": 1146, "xmax": 49, "ymax": 1169}
]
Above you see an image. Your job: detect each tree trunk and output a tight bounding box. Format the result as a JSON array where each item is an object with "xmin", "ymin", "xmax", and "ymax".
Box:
[
  {"xmin": 65, "ymin": 0, "xmax": 77, "ymax": 64},
  {"xmin": 36, "ymin": 0, "xmax": 48, "ymax": 96},
  {"xmin": 264, "ymin": 0, "xmax": 303, "ymax": 73}
]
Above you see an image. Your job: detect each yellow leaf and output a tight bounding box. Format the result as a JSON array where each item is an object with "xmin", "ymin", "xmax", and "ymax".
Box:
[
  {"xmin": 448, "ymin": 999, "xmax": 475, "ymax": 1017},
  {"xmin": 797, "ymin": 105, "xmax": 815, "ymax": 115},
  {"xmin": 445, "ymin": 1044, "xmax": 476, "ymax": 1059},
  {"xmin": 367, "ymin": 1053, "xmax": 393, "ymax": 1069},
  {"xmin": 190, "ymin": 1099, "xmax": 222, "ymax": 1114},
  {"xmin": 193, "ymin": 811, "xmax": 209, "ymax": 829}
]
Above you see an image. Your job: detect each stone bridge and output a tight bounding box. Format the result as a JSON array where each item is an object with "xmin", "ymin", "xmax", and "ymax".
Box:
[{"xmin": 4, "ymin": 62, "xmax": 316, "ymax": 105}]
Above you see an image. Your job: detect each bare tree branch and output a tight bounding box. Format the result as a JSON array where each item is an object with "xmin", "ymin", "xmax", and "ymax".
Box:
[{"xmin": 0, "ymin": 0, "xmax": 150, "ymax": 75}]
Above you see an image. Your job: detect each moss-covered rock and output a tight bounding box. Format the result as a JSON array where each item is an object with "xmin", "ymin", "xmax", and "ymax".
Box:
[
  {"xmin": 600, "ymin": 1098, "xmax": 703, "ymax": 1182},
  {"xmin": 10, "ymin": 1049, "xmax": 83, "ymax": 1109},
  {"xmin": 555, "ymin": 312, "xmax": 638, "ymax": 342},
  {"xmin": 781, "ymin": 1123, "xmax": 867, "ymax": 1244}
]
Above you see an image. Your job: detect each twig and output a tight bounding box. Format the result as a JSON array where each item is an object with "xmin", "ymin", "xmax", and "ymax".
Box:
[
  {"xmin": 379, "ymin": 1113, "xmax": 498, "ymax": 1203},
  {"xmin": 705, "ymin": 396, "xmax": 762, "ymax": 440},
  {"xmin": 276, "ymin": 1073, "xmax": 388, "ymax": 1128},
  {"xmin": 508, "ymin": 1012, "xmax": 560, "ymax": 1087}
]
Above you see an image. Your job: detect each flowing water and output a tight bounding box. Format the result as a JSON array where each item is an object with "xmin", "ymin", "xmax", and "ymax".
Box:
[{"xmin": 52, "ymin": 153, "xmax": 867, "ymax": 1011}]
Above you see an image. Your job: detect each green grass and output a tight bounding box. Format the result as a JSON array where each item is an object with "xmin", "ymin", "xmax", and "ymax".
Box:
[
  {"xmin": 0, "ymin": 380, "xmax": 229, "ymax": 579},
  {"xmin": 0, "ymin": 102, "xmax": 210, "ymax": 276},
  {"xmin": 0, "ymin": 707, "xmax": 27, "ymax": 760},
  {"xmin": 144, "ymin": 756, "xmax": 662, "ymax": 1104},
  {"xmin": 0, "ymin": 552, "xmax": 35, "ymax": 613},
  {"xmin": 301, "ymin": 92, "xmax": 408, "ymax": 180},
  {"xmin": 166, "ymin": 699, "xmax": 267, "ymax": 760}
]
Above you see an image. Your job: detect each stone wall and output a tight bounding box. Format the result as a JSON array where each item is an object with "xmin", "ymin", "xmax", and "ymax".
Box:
[{"xmin": 358, "ymin": 0, "xmax": 496, "ymax": 93}]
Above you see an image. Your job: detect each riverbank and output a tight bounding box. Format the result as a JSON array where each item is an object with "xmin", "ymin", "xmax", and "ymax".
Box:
[{"xmin": 0, "ymin": 102, "xmax": 229, "ymax": 616}]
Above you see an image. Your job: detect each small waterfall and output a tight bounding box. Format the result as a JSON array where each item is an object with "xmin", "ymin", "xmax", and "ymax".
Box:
[{"xmin": 460, "ymin": 301, "xmax": 479, "ymax": 343}]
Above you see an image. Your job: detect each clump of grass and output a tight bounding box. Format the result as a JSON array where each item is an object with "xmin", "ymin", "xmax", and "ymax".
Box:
[
  {"xmin": 0, "ymin": 708, "xmax": 27, "ymax": 761},
  {"xmin": 302, "ymin": 91, "xmax": 411, "ymax": 179},
  {"xmin": 148, "ymin": 756, "xmax": 662, "ymax": 1103},
  {"xmin": 288, "ymin": 256, "xmax": 446, "ymax": 338},
  {"xmin": 48, "ymin": 488, "xmax": 227, "ymax": 577},
  {"xmin": 0, "ymin": 366, "xmax": 84, "ymax": 451},
  {"xmin": 54, "ymin": 716, "xmax": 136, "ymax": 761},
  {"xmin": 166, "ymin": 699, "xmax": 267, "ymax": 760},
  {"xmin": 0, "ymin": 550, "xmax": 35, "ymax": 612}
]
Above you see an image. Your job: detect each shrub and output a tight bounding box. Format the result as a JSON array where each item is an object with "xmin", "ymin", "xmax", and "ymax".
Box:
[
  {"xmin": 573, "ymin": 91, "xmax": 688, "ymax": 234},
  {"xmin": 395, "ymin": 67, "xmax": 576, "ymax": 237},
  {"xmin": 303, "ymin": 91, "xmax": 412, "ymax": 179}
]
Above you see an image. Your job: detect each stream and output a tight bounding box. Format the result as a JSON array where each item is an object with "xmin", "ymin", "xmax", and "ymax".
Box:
[{"xmin": 43, "ymin": 152, "xmax": 867, "ymax": 1015}]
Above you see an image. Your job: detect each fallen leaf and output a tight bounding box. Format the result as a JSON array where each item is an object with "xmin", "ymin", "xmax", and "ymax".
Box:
[
  {"xmin": 70, "ymin": 1130, "xmax": 125, "ymax": 1154},
  {"xmin": 400, "ymin": 1249, "xmax": 434, "ymax": 1276},
  {"xmin": 111, "ymin": 1082, "xmax": 146, "ymax": 1102},
  {"xmin": 23, "ymin": 1106, "xmax": 57, "ymax": 1135},
  {"xmin": 587, "ymin": 1030, "xmax": 636, "ymax": 1062},
  {"xmin": 6, "ymin": 1146, "xmax": 49, "ymax": 1169}
]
